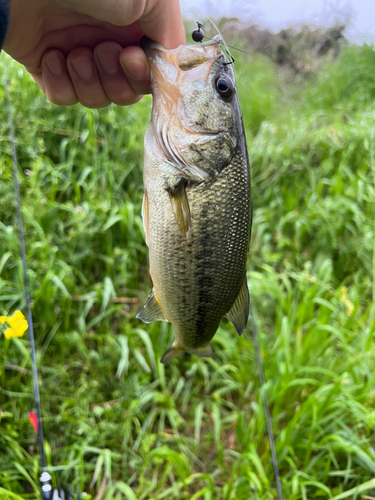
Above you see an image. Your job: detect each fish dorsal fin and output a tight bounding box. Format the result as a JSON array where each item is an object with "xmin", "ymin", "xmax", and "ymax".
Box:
[
  {"xmin": 136, "ymin": 289, "xmax": 167, "ymax": 323},
  {"xmin": 225, "ymin": 279, "xmax": 250, "ymax": 336},
  {"xmin": 168, "ymin": 180, "xmax": 191, "ymax": 240}
]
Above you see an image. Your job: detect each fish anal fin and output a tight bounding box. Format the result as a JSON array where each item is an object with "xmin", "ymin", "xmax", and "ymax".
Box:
[
  {"xmin": 188, "ymin": 343, "xmax": 214, "ymax": 359},
  {"xmin": 161, "ymin": 344, "xmax": 184, "ymax": 364},
  {"xmin": 136, "ymin": 289, "xmax": 166, "ymax": 324},
  {"xmin": 225, "ymin": 279, "xmax": 250, "ymax": 336},
  {"xmin": 168, "ymin": 180, "xmax": 191, "ymax": 240},
  {"xmin": 142, "ymin": 191, "xmax": 150, "ymax": 246}
]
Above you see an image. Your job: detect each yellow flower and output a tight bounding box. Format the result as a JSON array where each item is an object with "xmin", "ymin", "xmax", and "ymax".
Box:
[
  {"xmin": 1, "ymin": 310, "xmax": 28, "ymax": 339},
  {"xmin": 339, "ymin": 286, "xmax": 354, "ymax": 317}
]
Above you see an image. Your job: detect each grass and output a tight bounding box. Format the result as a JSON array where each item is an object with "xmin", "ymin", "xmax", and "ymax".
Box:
[{"xmin": 0, "ymin": 36, "xmax": 375, "ymax": 500}]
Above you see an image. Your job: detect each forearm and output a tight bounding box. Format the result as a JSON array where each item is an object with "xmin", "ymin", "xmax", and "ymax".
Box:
[{"xmin": 0, "ymin": 0, "xmax": 9, "ymax": 50}]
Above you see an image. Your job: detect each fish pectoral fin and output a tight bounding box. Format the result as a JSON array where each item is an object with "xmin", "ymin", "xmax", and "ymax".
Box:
[
  {"xmin": 225, "ymin": 279, "xmax": 250, "ymax": 336},
  {"xmin": 136, "ymin": 289, "xmax": 167, "ymax": 324},
  {"xmin": 168, "ymin": 180, "xmax": 192, "ymax": 240},
  {"xmin": 188, "ymin": 344, "xmax": 214, "ymax": 359},
  {"xmin": 161, "ymin": 344, "xmax": 184, "ymax": 364}
]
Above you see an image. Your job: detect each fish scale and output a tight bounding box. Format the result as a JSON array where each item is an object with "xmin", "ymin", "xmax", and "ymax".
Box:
[{"xmin": 138, "ymin": 36, "xmax": 252, "ymax": 363}]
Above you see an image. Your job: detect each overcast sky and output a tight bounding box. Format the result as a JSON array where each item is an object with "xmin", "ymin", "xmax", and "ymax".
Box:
[{"xmin": 180, "ymin": 0, "xmax": 375, "ymax": 41}]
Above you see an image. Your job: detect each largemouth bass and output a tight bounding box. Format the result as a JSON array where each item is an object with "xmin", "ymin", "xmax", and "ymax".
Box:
[{"xmin": 137, "ymin": 36, "xmax": 252, "ymax": 364}]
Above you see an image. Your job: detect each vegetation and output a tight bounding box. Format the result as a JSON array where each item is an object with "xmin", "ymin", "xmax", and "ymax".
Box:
[{"xmin": 0, "ymin": 30, "xmax": 375, "ymax": 500}]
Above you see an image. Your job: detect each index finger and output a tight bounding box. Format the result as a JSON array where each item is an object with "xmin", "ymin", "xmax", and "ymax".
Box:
[{"xmin": 137, "ymin": 0, "xmax": 186, "ymax": 49}]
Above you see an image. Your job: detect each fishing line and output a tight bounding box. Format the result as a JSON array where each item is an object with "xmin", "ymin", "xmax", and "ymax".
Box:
[
  {"xmin": 190, "ymin": 24, "xmax": 284, "ymax": 500},
  {"xmin": 249, "ymin": 301, "xmax": 284, "ymax": 500},
  {"xmin": 4, "ymin": 64, "xmax": 79, "ymax": 500}
]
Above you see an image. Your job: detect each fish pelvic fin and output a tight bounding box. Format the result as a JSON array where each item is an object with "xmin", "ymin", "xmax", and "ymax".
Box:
[
  {"xmin": 161, "ymin": 343, "xmax": 184, "ymax": 364},
  {"xmin": 137, "ymin": 289, "xmax": 167, "ymax": 324},
  {"xmin": 168, "ymin": 180, "xmax": 192, "ymax": 240},
  {"xmin": 225, "ymin": 279, "xmax": 250, "ymax": 336}
]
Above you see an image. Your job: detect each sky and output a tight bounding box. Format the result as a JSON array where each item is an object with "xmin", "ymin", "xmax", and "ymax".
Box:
[{"xmin": 180, "ymin": 0, "xmax": 375, "ymax": 42}]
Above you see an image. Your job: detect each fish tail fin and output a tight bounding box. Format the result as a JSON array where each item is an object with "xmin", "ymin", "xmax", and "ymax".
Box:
[
  {"xmin": 160, "ymin": 343, "xmax": 214, "ymax": 364},
  {"xmin": 188, "ymin": 343, "xmax": 214, "ymax": 359},
  {"xmin": 160, "ymin": 344, "xmax": 184, "ymax": 364}
]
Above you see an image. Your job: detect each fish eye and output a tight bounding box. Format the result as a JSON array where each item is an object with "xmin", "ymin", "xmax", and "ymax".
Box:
[{"xmin": 214, "ymin": 74, "xmax": 234, "ymax": 99}]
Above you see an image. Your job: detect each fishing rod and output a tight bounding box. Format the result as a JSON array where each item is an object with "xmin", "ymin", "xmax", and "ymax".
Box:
[
  {"xmin": 4, "ymin": 66, "xmax": 83, "ymax": 500},
  {"xmin": 4, "ymin": 22, "xmax": 282, "ymax": 498},
  {"xmin": 191, "ymin": 24, "xmax": 284, "ymax": 500}
]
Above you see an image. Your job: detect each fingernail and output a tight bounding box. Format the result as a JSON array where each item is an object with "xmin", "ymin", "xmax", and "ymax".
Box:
[
  {"xmin": 121, "ymin": 58, "xmax": 147, "ymax": 81},
  {"xmin": 45, "ymin": 52, "xmax": 63, "ymax": 76},
  {"xmin": 71, "ymin": 56, "xmax": 94, "ymax": 80},
  {"xmin": 96, "ymin": 44, "xmax": 120, "ymax": 74}
]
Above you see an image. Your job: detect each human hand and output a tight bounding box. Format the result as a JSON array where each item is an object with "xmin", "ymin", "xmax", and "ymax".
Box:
[{"xmin": 3, "ymin": 0, "xmax": 185, "ymax": 107}]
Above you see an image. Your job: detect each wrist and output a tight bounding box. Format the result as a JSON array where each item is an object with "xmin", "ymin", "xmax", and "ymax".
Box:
[{"xmin": 0, "ymin": 0, "xmax": 10, "ymax": 50}]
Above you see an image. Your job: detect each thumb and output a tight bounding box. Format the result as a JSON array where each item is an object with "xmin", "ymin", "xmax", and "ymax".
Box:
[
  {"xmin": 57, "ymin": 0, "xmax": 186, "ymax": 49},
  {"xmin": 137, "ymin": 0, "xmax": 186, "ymax": 49}
]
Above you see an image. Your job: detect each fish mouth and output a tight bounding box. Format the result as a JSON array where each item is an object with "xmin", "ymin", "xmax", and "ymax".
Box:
[
  {"xmin": 140, "ymin": 35, "xmax": 221, "ymax": 53},
  {"xmin": 140, "ymin": 35, "xmax": 222, "ymax": 71}
]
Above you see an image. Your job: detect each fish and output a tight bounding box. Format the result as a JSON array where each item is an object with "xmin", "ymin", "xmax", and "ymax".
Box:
[{"xmin": 137, "ymin": 35, "xmax": 252, "ymax": 364}]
